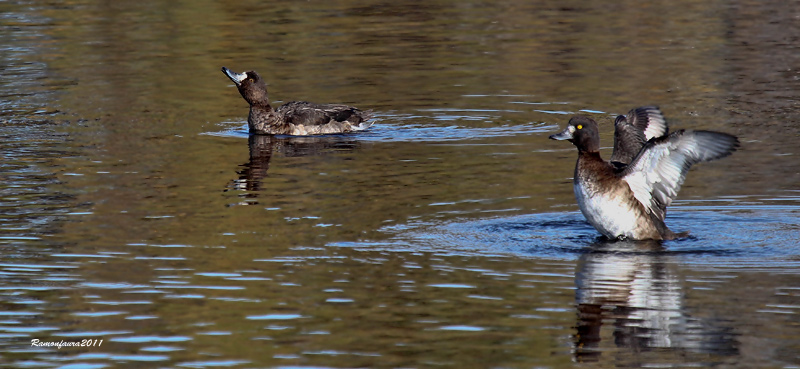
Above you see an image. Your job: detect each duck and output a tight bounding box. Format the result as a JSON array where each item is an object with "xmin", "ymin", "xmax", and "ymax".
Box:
[
  {"xmin": 549, "ymin": 106, "xmax": 740, "ymax": 241},
  {"xmin": 221, "ymin": 67, "xmax": 373, "ymax": 135}
]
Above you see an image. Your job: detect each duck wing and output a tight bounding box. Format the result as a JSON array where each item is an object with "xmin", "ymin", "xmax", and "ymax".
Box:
[
  {"xmin": 611, "ymin": 106, "xmax": 669, "ymax": 167},
  {"xmin": 277, "ymin": 101, "xmax": 370, "ymax": 127},
  {"xmin": 621, "ymin": 129, "xmax": 739, "ymax": 221}
]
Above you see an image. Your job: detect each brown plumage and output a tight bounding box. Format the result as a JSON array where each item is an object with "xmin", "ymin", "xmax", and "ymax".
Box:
[
  {"xmin": 221, "ymin": 67, "xmax": 373, "ymax": 135},
  {"xmin": 550, "ymin": 108, "xmax": 739, "ymax": 241}
]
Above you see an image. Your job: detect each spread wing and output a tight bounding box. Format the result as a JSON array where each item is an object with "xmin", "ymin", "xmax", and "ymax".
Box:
[
  {"xmin": 630, "ymin": 105, "xmax": 668, "ymax": 141},
  {"xmin": 277, "ymin": 101, "xmax": 369, "ymax": 127},
  {"xmin": 611, "ymin": 106, "xmax": 669, "ymax": 166},
  {"xmin": 621, "ymin": 129, "xmax": 739, "ymax": 221}
]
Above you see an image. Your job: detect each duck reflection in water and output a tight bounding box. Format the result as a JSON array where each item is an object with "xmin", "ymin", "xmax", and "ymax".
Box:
[
  {"xmin": 225, "ymin": 135, "xmax": 359, "ymax": 206},
  {"xmin": 574, "ymin": 239, "xmax": 737, "ymax": 363}
]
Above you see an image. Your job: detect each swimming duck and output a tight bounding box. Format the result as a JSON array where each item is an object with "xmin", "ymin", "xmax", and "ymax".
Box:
[
  {"xmin": 221, "ymin": 67, "xmax": 373, "ymax": 135},
  {"xmin": 549, "ymin": 106, "xmax": 740, "ymax": 241}
]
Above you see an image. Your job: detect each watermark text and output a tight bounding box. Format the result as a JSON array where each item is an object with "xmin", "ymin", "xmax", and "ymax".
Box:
[{"xmin": 31, "ymin": 339, "xmax": 103, "ymax": 349}]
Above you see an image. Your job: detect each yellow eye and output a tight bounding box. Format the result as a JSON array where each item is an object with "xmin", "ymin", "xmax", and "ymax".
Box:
[{"xmin": 577, "ymin": 124, "xmax": 583, "ymax": 130}]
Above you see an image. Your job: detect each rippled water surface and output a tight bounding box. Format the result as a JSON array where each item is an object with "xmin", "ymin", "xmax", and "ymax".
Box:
[{"xmin": 2, "ymin": 0, "xmax": 799, "ymax": 368}]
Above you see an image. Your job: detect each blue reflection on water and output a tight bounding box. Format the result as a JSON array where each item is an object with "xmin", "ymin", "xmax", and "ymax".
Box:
[{"xmin": 349, "ymin": 202, "xmax": 800, "ymax": 269}]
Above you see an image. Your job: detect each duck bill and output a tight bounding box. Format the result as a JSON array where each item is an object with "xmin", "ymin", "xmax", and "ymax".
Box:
[
  {"xmin": 549, "ymin": 126, "xmax": 575, "ymax": 141},
  {"xmin": 221, "ymin": 66, "xmax": 247, "ymax": 86}
]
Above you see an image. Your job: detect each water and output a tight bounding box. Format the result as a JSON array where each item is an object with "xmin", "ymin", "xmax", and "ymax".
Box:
[{"xmin": 2, "ymin": 0, "xmax": 799, "ymax": 367}]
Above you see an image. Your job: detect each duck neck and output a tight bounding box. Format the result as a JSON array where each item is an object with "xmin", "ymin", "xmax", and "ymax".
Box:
[
  {"xmin": 577, "ymin": 150, "xmax": 604, "ymax": 166},
  {"xmin": 248, "ymin": 103, "xmax": 283, "ymax": 134}
]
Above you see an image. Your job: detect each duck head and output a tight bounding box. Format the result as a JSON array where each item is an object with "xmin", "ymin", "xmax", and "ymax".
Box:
[
  {"xmin": 222, "ymin": 67, "xmax": 270, "ymax": 107},
  {"xmin": 549, "ymin": 115, "xmax": 601, "ymax": 153}
]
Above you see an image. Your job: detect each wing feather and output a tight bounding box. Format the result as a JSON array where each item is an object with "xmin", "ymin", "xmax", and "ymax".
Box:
[
  {"xmin": 277, "ymin": 101, "xmax": 366, "ymax": 127},
  {"xmin": 629, "ymin": 106, "xmax": 668, "ymax": 140},
  {"xmin": 611, "ymin": 106, "xmax": 669, "ymax": 166},
  {"xmin": 621, "ymin": 130, "xmax": 739, "ymax": 221}
]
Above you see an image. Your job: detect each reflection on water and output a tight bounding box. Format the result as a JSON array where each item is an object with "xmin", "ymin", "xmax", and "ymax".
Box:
[
  {"xmin": 374, "ymin": 204, "xmax": 800, "ymax": 263},
  {"xmin": 2, "ymin": 0, "xmax": 800, "ymax": 367},
  {"xmin": 227, "ymin": 134, "xmax": 275, "ymax": 195},
  {"xmin": 226, "ymin": 135, "xmax": 361, "ymax": 205},
  {"xmin": 370, "ymin": 206, "xmax": 799, "ymax": 366},
  {"xmin": 574, "ymin": 240, "xmax": 737, "ymax": 364}
]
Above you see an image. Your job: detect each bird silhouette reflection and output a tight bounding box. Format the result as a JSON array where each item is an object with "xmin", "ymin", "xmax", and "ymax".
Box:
[
  {"xmin": 225, "ymin": 135, "xmax": 359, "ymax": 205},
  {"xmin": 573, "ymin": 239, "xmax": 738, "ymax": 363}
]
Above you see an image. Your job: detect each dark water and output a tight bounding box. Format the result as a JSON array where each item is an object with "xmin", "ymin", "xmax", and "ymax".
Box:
[{"xmin": 2, "ymin": 0, "xmax": 799, "ymax": 368}]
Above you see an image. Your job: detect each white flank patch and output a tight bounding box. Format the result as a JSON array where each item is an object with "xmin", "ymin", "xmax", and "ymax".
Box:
[
  {"xmin": 352, "ymin": 120, "xmax": 376, "ymax": 131},
  {"xmin": 574, "ymin": 180, "xmax": 640, "ymax": 239}
]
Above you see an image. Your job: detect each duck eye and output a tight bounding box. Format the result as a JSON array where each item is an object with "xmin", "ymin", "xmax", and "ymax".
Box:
[{"xmin": 576, "ymin": 124, "xmax": 583, "ymax": 130}]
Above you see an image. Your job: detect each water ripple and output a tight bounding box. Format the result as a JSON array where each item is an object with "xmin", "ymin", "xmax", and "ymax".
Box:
[
  {"xmin": 175, "ymin": 360, "xmax": 251, "ymax": 368},
  {"xmin": 246, "ymin": 314, "xmax": 305, "ymax": 321},
  {"xmin": 207, "ymin": 114, "xmax": 553, "ymax": 143},
  {"xmin": 110, "ymin": 335, "xmax": 192, "ymax": 343},
  {"xmin": 351, "ymin": 204, "xmax": 800, "ymax": 269}
]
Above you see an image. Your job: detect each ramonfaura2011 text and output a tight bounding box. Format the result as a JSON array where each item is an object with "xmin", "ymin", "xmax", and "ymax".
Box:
[{"xmin": 31, "ymin": 339, "xmax": 103, "ymax": 349}]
